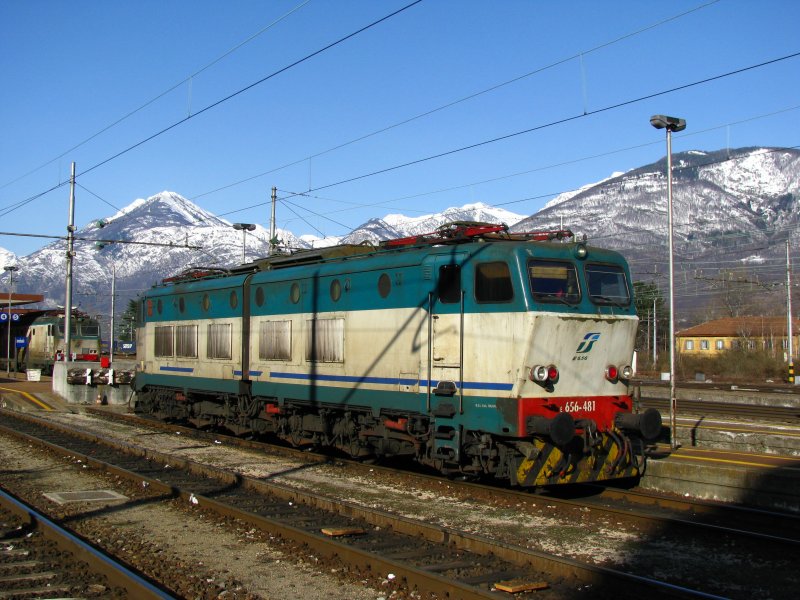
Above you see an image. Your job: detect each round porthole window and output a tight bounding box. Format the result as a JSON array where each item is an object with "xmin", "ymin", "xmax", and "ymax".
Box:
[
  {"xmin": 330, "ymin": 279, "xmax": 341, "ymax": 302},
  {"xmin": 378, "ymin": 273, "xmax": 391, "ymax": 298},
  {"xmin": 178, "ymin": 297, "xmax": 185, "ymax": 313},
  {"xmin": 230, "ymin": 290, "xmax": 238, "ymax": 309},
  {"xmin": 290, "ymin": 282, "xmax": 301, "ymax": 304},
  {"xmin": 255, "ymin": 286, "xmax": 265, "ymax": 307},
  {"xmin": 202, "ymin": 294, "xmax": 210, "ymax": 312}
]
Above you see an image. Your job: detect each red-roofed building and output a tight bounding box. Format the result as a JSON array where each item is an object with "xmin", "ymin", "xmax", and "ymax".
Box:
[{"xmin": 676, "ymin": 316, "xmax": 800, "ymax": 358}]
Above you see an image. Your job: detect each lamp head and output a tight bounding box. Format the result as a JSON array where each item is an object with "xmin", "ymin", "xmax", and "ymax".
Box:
[
  {"xmin": 3, "ymin": 266, "xmax": 18, "ymax": 273},
  {"xmin": 233, "ymin": 223, "xmax": 256, "ymax": 231},
  {"xmin": 650, "ymin": 114, "xmax": 686, "ymax": 132}
]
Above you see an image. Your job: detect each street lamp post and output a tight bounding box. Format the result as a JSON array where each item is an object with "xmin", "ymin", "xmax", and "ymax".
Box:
[
  {"xmin": 4, "ymin": 265, "xmax": 19, "ymax": 376},
  {"xmin": 233, "ymin": 223, "xmax": 256, "ymax": 264},
  {"xmin": 650, "ymin": 114, "xmax": 686, "ymax": 451}
]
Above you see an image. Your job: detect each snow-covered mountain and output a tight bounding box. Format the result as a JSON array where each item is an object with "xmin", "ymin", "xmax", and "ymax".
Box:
[
  {"xmin": 0, "ymin": 247, "xmax": 16, "ymax": 270},
  {"xmin": 6, "ymin": 146, "xmax": 799, "ymax": 332},
  {"xmin": 341, "ymin": 202, "xmax": 526, "ymax": 245},
  {"xmin": 514, "ymin": 147, "xmax": 800, "ymax": 259},
  {"xmin": 10, "ymin": 192, "xmax": 301, "ymax": 313}
]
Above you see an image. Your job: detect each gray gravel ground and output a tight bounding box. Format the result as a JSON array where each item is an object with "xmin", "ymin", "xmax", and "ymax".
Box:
[
  {"xmin": 5, "ymin": 408, "xmax": 797, "ymax": 599},
  {"xmin": 0, "ymin": 431, "xmax": 391, "ymax": 600}
]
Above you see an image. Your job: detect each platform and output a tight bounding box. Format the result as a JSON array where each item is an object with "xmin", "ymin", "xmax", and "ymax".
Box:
[{"xmin": 641, "ymin": 444, "xmax": 800, "ymax": 513}]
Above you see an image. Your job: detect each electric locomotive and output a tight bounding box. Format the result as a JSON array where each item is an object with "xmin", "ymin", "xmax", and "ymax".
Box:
[
  {"xmin": 133, "ymin": 223, "xmax": 661, "ymax": 487},
  {"xmin": 23, "ymin": 310, "xmax": 102, "ymax": 373}
]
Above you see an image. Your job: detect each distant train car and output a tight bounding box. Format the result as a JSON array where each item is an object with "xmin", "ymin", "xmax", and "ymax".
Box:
[
  {"xmin": 24, "ymin": 311, "xmax": 101, "ymax": 373},
  {"xmin": 133, "ymin": 223, "xmax": 661, "ymax": 487}
]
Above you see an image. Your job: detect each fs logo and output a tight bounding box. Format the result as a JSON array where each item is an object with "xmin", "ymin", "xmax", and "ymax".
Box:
[{"xmin": 575, "ymin": 332, "xmax": 601, "ymax": 354}]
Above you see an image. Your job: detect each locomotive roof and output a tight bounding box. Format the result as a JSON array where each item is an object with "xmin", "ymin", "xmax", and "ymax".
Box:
[{"xmin": 153, "ymin": 222, "xmax": 627, "ymax": 290}]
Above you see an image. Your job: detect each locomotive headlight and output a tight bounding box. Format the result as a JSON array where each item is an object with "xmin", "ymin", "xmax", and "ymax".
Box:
[
  {"xmin": 621, "ymin": 365, "xmax": 633, "ymax": 380},
  {"xmin": 530, "ymin": 365, "xmax": 549, "ymax": 382},
  {"xmin": 605, "ymin": 365, "xmax": 619, "ymax": 382},
  {"xmin": 574, "ymin": 243, "xmax": 588, "ymax": 259}
]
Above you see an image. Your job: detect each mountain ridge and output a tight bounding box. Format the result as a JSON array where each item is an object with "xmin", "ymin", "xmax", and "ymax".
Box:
[{"xmin": 2, "ymin": 146, "xmax": 797, "ymax": 333}]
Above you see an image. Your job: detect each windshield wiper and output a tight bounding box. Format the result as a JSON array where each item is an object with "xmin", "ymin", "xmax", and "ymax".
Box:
[
  {"xmin": 592, "ymin": 295, "xmax": 629, "ymax": 308},
  {"xmin": 537, "ymin": 293, "xmax": 575, "ymax": 306}
]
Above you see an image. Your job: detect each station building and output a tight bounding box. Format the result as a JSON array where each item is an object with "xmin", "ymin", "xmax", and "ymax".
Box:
[
  {"xmin": 676, "ymin": 316, "xmax": 800, "ymax": 358},
  {"xmin": 0, "ymin": 291, "xmax": 46, "ymax": 370}
]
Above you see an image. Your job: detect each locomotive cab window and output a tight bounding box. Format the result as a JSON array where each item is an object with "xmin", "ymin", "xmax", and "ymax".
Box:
[
  {"xmin": 585, "ymin": 263, "xmax": 631, "ymax": 306},
  {"xmin": 475, "ymin": 262, "xmax": 513, "ymax": 303},
  {"xmin": 438, "ymin": 264, "xmax": 461, "ymax": 303},
  {"xmin": 529, "ymin": 260, "xmax": 580, "ymax": 304},
  {"xmin": 57, "ymin": 324, "xmax": 78, "ymax": 335},
  {"xmin": 80, "ymin": 324, "xmax": 99, "ymax": 337}
]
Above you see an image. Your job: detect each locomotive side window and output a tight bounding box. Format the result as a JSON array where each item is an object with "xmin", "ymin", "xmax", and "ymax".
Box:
[
  {"xmin": 438, "ymin": 264, "xmax": 461, "ymax": 303},
  {"xmin": 175, "ymin": 324, "xmax": 198, "ymax": 358},
  {"xmin": 207, "ymin": 323, "xmax": 232, "ymax": 359},
  {"xmin": 259, "ymin": 321, "xmax": 291, "ymax": 361},
  {"xmin": 154, "ymin": 326, "xmax": 174, "ymax": 357},
  {"xmin": 529, "ymin": 260, "xmax": 580, "ymax": 304},
  {"xmin": 255, "ymin": 286, "xmax": 265, "ymax": 307},
  {"xmin": 290, "ymin": 283, "xmax": 301, "ymax": 304},
  {"xmin": 475, "ymin": 262, "xmax": 513, "ymax": 303},
  {"xmin": 306, "ymin": 318, "xmax": 344, "ymax": 363},
  {"xmin": 585, "ymin": 263, "xmax": 631, "ymax": 306}
]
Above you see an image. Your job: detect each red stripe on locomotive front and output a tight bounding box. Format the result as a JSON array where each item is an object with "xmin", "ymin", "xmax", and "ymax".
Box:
[{"xmin": 516, "ymin": 395, "xmax": 632, "ymax": 433}]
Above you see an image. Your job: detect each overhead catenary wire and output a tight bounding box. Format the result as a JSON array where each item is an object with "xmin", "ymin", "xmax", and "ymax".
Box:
[
  {"xmin": 204, "ymin": 52, "xmax": 800, "ymax": 230},
  {"xmin": 0, "ymin": 0, "xmax": 314, "ymax": 193},
  {"xmin": 191, "ymin": 0, "xmax": 724, "ymax": 201},
  {"xmin": 75, "ymin": 1, "xmax": 424, "ymax": 180},
  {"xmin": 0, "ymin": 231, "xmax": 202, "ymax": 249},
  {"xmin": 0, "ymin": 0, "xmax": 729, "ymax": 215}
]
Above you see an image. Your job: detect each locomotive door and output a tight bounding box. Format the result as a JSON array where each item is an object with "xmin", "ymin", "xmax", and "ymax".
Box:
[{"xmin": 427, "ymin": 257, "xmax": 465, "ymax": 407}]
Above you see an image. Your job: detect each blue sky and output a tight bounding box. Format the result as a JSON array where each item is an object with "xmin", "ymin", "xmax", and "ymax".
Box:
[{"xmin": 2, "ymin": 0, "xmax": 799, "ymax": 257}]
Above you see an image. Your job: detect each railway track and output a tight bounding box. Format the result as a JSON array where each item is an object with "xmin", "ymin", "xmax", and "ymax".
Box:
[
  {"xmin": 638, "ymin": 396, "xmax": 800, "ymax": 422},
  {"xmin": 633, "ymin": 380, "xmax": 800, "ymax": 422},
  {"xmin": 0, "ymin": 408, "xmax": 730, "ymax": 599},
  {"xmin": 0, "ymin": 486, "xmax": 169, "ymax": 599},
  {"xmin": 86, "ymin": 407, "xmax": 800, "ymax": 544}
]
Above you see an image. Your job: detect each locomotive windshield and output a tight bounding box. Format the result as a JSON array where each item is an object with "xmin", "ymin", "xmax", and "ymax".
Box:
[
  {"xmin": 81, "ymin": 324, "xmax": 100, "ymax": 336},
  {"xmin": 528, "ymin": 260, "xmax": 580, "ymax": 304},
  {"xmin": 585, "ymin": 263, "xmax": 631, "ymax": 306}
]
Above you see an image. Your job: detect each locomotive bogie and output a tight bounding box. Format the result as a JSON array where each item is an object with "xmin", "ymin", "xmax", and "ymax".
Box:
[{"xmin": 133, "ymin": 232, "xmax": 660, "ymax": 487}]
